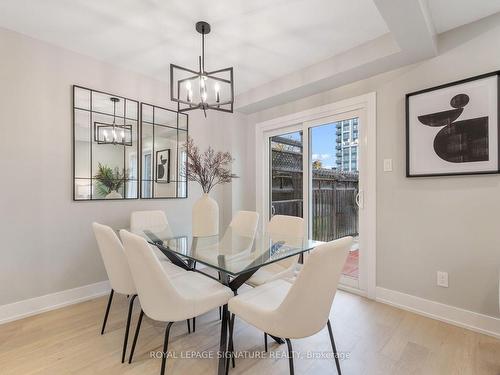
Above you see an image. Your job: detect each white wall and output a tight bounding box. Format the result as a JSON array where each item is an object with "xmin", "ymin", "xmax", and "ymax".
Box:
[
  {"xmin": 0, "ymin": 28, "xmax": 242, "ymax": 305},
  {"xmin": 243, "ymin": 22, "xmax": 500, "ymax": 318}
]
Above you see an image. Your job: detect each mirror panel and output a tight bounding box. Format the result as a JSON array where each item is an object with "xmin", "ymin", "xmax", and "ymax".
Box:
[
  {"xmin": 73, "ymin": 86, "xmax": 139, "ymax": 200},
  {"xmin": 140, "ymin": 103, "xmax": 188, "ymax": 199}
]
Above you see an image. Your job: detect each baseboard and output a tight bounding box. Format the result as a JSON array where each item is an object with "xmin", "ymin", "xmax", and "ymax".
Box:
[
  {"xmin": 0, "ymin": 280, "xmax": 111, "ymax": 325},
  {"xmin": 376, "ymin": 287, "xmax": 500, "ymax": 339}
]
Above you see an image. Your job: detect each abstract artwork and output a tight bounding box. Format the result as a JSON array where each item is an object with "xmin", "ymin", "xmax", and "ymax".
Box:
[
  {"xmin": 156, "ymin": 149, "xmax": 171, "ymax": 183},
  {"xmin": 406, "ymin": 72, "xmax": 499, "ymax": 177}
]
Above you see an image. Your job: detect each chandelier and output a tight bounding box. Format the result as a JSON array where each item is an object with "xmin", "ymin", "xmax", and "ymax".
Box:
[
  {"xmin": 94, "ymin": 97, "xmax": 132, "ymax": 146},
  {"xmin": 170, "ymin": 21, "xmax": 234, "ymax": 117}
]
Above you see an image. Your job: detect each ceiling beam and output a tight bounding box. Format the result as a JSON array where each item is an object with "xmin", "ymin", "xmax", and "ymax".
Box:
[{"xmin": 235, "ymin": 0, "xmax": 438, "ymax": 114}]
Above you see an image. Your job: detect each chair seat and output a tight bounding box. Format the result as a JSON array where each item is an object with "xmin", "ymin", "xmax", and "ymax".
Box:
[
  {"xmin": 229, "ymin": 279, "xmax": 292, "ymax": 337},
  {"xmin": 246, "ymin": 262, "xmax": 296, "ymax": 287},
  {"xmin": 169, "ymin": 272, "xmax": 233, "ymax": 319},
  {"xmin": 160, "ymin": 261, "xmax": 185, "ymax": 278}
]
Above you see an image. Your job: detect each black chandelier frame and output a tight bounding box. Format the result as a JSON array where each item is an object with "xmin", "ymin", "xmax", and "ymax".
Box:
[{"xmin": 170, "ymin": 21, "xmax": 234, "ymax": 117}]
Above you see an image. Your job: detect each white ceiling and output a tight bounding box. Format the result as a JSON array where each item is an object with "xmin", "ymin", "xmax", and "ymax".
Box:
[
  {"xmin": 426, "ymin": 0, "xmax": 500, "ymax": 34},
  {"xmin": 0, "ymin": 0, "xmax": 389, "ymax": 94}
]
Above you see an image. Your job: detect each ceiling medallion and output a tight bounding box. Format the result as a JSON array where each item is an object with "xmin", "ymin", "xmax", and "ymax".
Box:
[{"xmin": 170, "ymin": 21, "xmax": 234, "ymax": 117}]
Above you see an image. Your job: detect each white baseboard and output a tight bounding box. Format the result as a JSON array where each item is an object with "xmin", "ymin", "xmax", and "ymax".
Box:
[
  {"xmin": 376, "ymin": 287, "xmax": 500, "ymax": 339},
  {"xmin": 0, "ymin": 280, "xmax": 111, "ymax": 325}
]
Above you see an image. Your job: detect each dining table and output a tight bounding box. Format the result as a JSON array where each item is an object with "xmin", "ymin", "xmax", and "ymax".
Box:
[{"xmin": 130, "ymin": 225, "xmax": 322, "ymax": 375}]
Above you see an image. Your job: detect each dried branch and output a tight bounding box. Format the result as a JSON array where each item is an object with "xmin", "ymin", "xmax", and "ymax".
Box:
[{"xmin": 183, "ymin": 137, "xmax": 238, "ymax": 193}]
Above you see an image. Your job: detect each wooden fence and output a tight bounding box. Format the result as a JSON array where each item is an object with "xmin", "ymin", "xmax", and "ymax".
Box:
[{"xmin": 272, "ymin": 183, "xmax": 359, "ymax": 241}]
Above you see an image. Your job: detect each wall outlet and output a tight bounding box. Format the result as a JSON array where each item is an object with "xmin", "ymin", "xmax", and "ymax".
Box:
[
  {"xmin": 383, "ymin": 158, "xmax": 393, "ymax": 172},
  {"xmin": 437, "ymin": 271, "xmax": 448, "ymax": 288}
]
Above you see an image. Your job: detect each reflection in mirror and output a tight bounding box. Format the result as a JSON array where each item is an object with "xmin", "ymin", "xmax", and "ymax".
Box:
[
  {"xmin": 140, "ymin": 103, "xmax": 188, "ymax": 199},
  {"xmin": 73, "ymin": 86, "xmax": 139, "ymax": 200}
]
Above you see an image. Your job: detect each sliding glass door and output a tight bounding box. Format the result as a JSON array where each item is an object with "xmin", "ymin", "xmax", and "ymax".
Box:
[
  {"xmin": 265, "ymin": 110, "xmax": 363, "ymax": 289},
  {"xmin": 269, "ymin": 131, "xmax": 303, "ymax": 218},
  {"xmin": 309, "ymin": 116, "xmax": 360, "ymax": 286}
]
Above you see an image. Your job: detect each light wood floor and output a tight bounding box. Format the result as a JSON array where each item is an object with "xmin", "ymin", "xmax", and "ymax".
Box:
[{"xmin": 0, "ymin": 290, "xmax": 499, "ymax": 375}]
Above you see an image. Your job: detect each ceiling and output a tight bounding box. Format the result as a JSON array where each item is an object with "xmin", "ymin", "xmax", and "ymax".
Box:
[
  {"xmin": 0, "ymin": 0, "xmax": 389, "ymax": 94},
  {"xmin": 426, "ymin": 0, "xmax": 500, "ymax": 34}
]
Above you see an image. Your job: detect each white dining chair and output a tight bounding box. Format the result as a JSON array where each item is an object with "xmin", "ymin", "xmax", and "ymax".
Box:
[
  {"xmin": 246, "ymin": 215, "xmax": 304, "ymax": 287},
  {"xmin": 229, "ymin": 210, "xmax": 259, "ymax": 238},
  {"xmin": 120, "ymin": 230, "xmax": 233, "ymax": 375},
  {"xmin": 130, "ymin": 210, "xmax": 173, "ymax": 261},
  {"xmin": 93, "ymin": 222, "xmax": 189, "ymax": 363},
  {"xmin": 228, "ymin": 236, "xmax": 352, "ymax": 375},
  {"xmin": 92, "ymin": 222, "xmax": 139, "ymax": 364}
]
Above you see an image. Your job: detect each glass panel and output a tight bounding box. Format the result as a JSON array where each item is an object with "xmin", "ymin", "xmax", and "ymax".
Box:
[
  {"xmin": 154, "ymin": 107, "xmax": 177, "ymax": 127},
  {"xmin": 74, "ymin": 178, "xmax": 92, "ymax": 200},
  {"xmin": 179, "ymin": 113, "xmax": 188, "ymax": 130},
  {"xmin": 310, "ymin": 118, "xmax": 359, "ymax": 279},
  {"xmin": 153, "ymin": 181, "xmax": 177, "ymax": 198},
  {"xmin": 131, "ymin": 226, "xmax": 319, "ymax": 276},
  {"xmin": 142, "ymin": 103, "xmax": 154, "ymax": 123},
  {"xmin": 269, "ymin": 131, "xmax": 303, "ymax": 218},
  {"xmin": 126, "ymin": 99, "xmax": 138, "ymax": 119},
  {"xmin": 154, "ymin": 125, "xmax": 177, "ymax": 184},
  {"xmin": 92, "ymin": 91, "xmax": 125, "ymax": 116},
  {"xmin": 92, "ymin": 178, "xmax": 125, "ymax": 199},
  {"xmin": 141, "ymin": 124, "xmax": 153, "ymax": 198},
  {"xmin": 74, "ymin": 87, "xmax": 90, "ymax": 110},
  {"xmin": 74, "ymin": 109, "xmax": 91, "ymax": 179},
  {"xmin": 125, "ymin": 179, "xmax": 138, "ymax": 199}
]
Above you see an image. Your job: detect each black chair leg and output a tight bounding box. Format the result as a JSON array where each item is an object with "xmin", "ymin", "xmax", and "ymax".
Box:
[
  {"xmin": 225, "ymin": 314, "xmax": 236, "ymax": 374},
  {"xmin": 128, "ymin": 309, "xmax": 144, "ymax": 364},
  {"xmin": 100, "ymin": 289, "xmax": 114, "ymax": 335},
  {"xmin": 122, "ymin": 294, "xmax": 137, "ymax": 363},
  {"xmin": 327, "ymin": 319, "xmax": 342, "ymax": 375},
  {"xmin": 219, "ymin": 306, "xmax": 222, "ymax": 320},
  {"xmin": 160, "ymin": 322, "xmax": 174, "ymax": 375},
  {"xmin": 193, "ymin": 317, "xmax": 196, "ymax": 332},
  {"xmin": 187, "ymin": 318, "xmax": 191, "ymax": 334},
  {"xmin": 285, "ymin": 339, "xmax": 294, "ymax": 375},
  {"xmin": 264, "ymin": 333, "xmax": 268, "ymax": 352}
]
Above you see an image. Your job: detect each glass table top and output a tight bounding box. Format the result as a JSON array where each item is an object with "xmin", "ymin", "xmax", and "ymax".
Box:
[{"xmin": 129, "ymin": 226, "xmax": 322, "ymax": 276}]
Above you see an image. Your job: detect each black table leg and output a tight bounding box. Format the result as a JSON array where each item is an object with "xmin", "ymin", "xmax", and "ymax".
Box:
[{"xmin": 217, "ymin": 304, "xmax": 229, "ymax": 375}]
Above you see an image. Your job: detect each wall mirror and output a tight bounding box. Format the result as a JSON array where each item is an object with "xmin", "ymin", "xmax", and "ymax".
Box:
[
  {"xmin": 140, "ymin": 103, "xmax": 188, "ymax": 199},
  {"xmin": 73, "ymin": 86, "xmax": 139, "ymax": 200}
]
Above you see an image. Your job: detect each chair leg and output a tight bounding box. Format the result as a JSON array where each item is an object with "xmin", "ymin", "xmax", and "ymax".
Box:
[
  {"xmin": 219, "ymin": 306, "xmax": 222, "ymax": 320},
  {"xmin": 187, "ymin": 319, "xmax": 191, "ymax": 334},
  {"xmin": 100, "ymin": 289, "xmax": 114, "ymax": 335},
  {"xmin": 193, "ymin": 317, "xmax": 196, "ymax": 332},
  {"xmin": 122, "ymin": 294, "xmax": 137, "ymax": 363},
  {"xmin": 160, "ymin": 322, "xmax": 174, "ymax": 375},
  {"xmin": 128, "ymin": 309, "xmax": 144, "ymax": 364},
  {"xmin": 225, "ymin": 314, "xmax": 236, "ymax": 374},
  {"xmin": 264, "ymin": 333, "xmax": 268, "ymax": 352},
  {"xmin": 327, "ymin": 319, "xmax": 342, "ymax": 375},
  {"xmin": 285, "ymin": 339, "xmax": 294, "ymax": 375}
]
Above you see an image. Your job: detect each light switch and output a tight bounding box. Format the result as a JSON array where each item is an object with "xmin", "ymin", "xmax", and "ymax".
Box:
[
  {"xmin": 383, "ymin": 159, "xmax": 393, "ymax": 172},
  {"xmin": 437, "ymin": 271, "xmax": 449, "ymax": 288}
]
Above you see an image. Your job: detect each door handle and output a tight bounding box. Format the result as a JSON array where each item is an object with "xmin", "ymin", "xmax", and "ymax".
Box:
[
  {"xmin": 355, "ymin": 190, "xmax": 364, "ymax": 209},
  {"xmin": 271, "ymin": 205, "xmax": 276, "ymax": 216}
]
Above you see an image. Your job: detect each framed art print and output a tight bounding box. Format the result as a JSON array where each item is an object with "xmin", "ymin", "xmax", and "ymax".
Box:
[
  {"xmin": 155, "ymin": 148, "xmax": 171, "ymax": 183},
  {"xmin": 406, "ymin": 71, "xmax": 499, "ymax": 177}
]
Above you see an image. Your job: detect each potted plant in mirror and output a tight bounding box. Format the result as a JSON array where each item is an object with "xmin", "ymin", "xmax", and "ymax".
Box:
[
  {"xmin": 94, "ymin": 163, "xmax": 127, "ymax": 199},
  {"xmin": 185, "ymin": 137, "xmax": 237, "ymax": 236}
]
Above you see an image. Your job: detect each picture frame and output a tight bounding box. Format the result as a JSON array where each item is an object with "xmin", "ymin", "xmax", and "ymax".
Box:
[
  {"xmin": 155, "ymin": 148, "xmax": 171, "ymax": 183},
  {"xmin": 406, "ymin": 71, "xmax": 500, "ymax": 177}
]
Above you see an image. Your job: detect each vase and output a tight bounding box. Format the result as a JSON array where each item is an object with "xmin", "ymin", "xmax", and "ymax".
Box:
[
  {"xmin": 105, "ymin": 190, "xmax": 122, "ymax": 199},
  {"xmin": 192, "ymin": 193, "xmax": 219, "ymax": 236}
]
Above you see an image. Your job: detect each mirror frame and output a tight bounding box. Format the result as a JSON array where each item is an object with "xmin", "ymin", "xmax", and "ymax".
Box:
[
  {"xmin": 72, "ymin": 85, "xmax": 140, "ymax": 201},
  {"xmin": 140, "ymin": 102, "xmax": 189, "ymax": 199}
]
